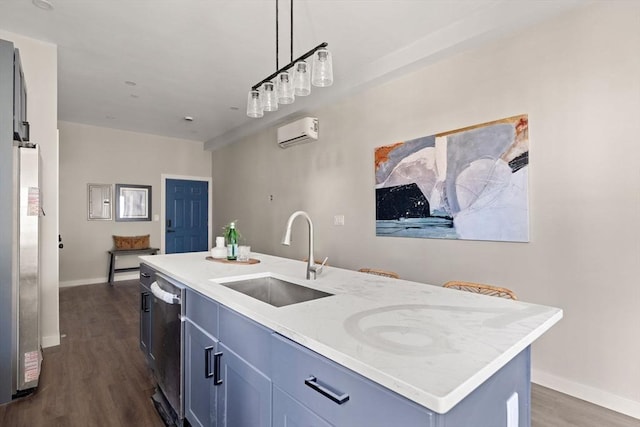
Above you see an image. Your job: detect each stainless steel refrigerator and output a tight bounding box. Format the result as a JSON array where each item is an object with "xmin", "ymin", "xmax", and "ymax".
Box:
[{"xmin": 10, "ymin": 143, "xmax": 42, "ymax": 397}]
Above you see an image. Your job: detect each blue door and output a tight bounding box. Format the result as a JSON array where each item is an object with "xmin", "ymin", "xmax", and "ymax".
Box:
[{"xmin": 166, "ymin": 179, "xmax": 209, "ymax": 254}]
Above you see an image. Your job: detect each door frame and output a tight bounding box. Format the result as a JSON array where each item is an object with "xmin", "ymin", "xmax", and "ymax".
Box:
[{"xmin": 161, "ymin": 174, "xmax": 212, "ymax": 254}]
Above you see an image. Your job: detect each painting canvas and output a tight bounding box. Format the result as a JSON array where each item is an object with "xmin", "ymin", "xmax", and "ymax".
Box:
[{"xmin": 375, "ymin": 115, "xmax": 529, "ymax": 242}]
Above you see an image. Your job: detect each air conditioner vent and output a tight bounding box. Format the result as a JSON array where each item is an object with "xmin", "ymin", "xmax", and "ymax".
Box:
[{"xmin": 277, "ymin": 117, "xmax": 318, "ymax": 148}]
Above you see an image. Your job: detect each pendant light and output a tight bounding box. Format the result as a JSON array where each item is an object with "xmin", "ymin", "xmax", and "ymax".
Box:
[
  {"xmin": 246, "ymin": 89, "xmax": 264, "ymax": 118},
  {"xmin": 293, "ymin": 61, "xmax": 311, "ymax": 96},
  {"xmin": 261, "ymin": 82, "xmax": 278, "ymax": 112},
  {"xmin": 246, "ymin": 0, "xmax": 333, "ymax": 118},
  {"xmin": 311, "ymin": 48, "xmax": 333, "ymax": 87},
  {"xmin": 276, "ymin": 71, "xmax": 295, "ymax": 104}
]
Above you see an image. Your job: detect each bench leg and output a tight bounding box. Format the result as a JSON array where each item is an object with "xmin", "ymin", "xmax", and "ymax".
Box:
[{"xmin": 108, "ymin": 254, "xmax": 115, "ymax": 285}]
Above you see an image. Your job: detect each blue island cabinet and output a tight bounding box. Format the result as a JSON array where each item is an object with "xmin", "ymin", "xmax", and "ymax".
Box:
[
  {"xmin": 183, "ymin": 289, "xmax": 532, "ymax": 427},
  {"xmin": 216, "ymin": 342, "xmax": 271, "ymax": 426},
  {"xmin": 184, "ymin": 288, "xmax": 220, "ymax": 427},
  {"xmin": 271, "ymin": 333, "xmax": 434, "ymax": 427},
  {"xmin": 184, "ymin": 289, "xmax": 272, "ymax": 427},
  {"xmin": 272, "ymin": 331, "xmax": 531, "ymax": 427},
  {"xmin": 272, "ymin": 385, "xmax": 332, "ymax": 427}
]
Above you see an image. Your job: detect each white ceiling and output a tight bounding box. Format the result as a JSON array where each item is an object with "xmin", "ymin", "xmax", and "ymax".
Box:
[{"xmin": 0, "ymin": 0, "xmax": 586, "ymax": 150}]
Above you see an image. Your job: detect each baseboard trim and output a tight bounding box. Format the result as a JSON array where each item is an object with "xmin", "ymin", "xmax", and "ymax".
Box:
[
  {"xmin": 42, "ymin": 334, "xmax": 60, "ymax": 349},
  {"xmin": 59, "ymin": 273, "xmax": 139, "ymax": 288},
  {"xmin": 532, "ymin": 369, "xmax": 640, "ymax": 420}
]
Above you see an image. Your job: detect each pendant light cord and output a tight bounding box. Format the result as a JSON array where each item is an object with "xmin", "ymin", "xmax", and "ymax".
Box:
[
  {"xmin": 251, "ymin": 0, "xmax": 327, "ymax": 90},
  {"xmin": 276, "ymin": 0, "xmax": 294, "ymax": 71}
]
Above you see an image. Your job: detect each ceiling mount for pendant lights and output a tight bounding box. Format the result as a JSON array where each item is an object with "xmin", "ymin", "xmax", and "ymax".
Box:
[{"xmin": 246, "ymin": 0, "xmax": 333, "ymax": 119}]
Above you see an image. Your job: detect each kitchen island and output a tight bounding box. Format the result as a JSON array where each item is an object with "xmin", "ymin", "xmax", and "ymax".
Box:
[{"xmin": 140, "ymin": 251, "xmax": 562, "ymax": 426}]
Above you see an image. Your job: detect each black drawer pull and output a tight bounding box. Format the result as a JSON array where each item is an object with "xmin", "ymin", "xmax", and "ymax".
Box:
[
  {"xmin": 204, "ymin": 346, "xmax": 214, "ymax": 378},
  {"xmin": 214, "ymin": 352, "xmax": 223, "ymax": 385},
  {"xmin": 140, "ymin": 292, "xmax": 150, "ymax": 312},
  {"xmin": 141, "ymin": 272, "xmax": 151, "ymax": 278},
  {"xmin": 304, "ymin": 376, "xmax": 350, "ymax": 405}
]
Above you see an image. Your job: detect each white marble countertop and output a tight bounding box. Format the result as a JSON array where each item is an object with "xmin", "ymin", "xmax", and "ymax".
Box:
[{"xmin": 140, "ymin": 252, "xmax": 562, "ymax": 414}]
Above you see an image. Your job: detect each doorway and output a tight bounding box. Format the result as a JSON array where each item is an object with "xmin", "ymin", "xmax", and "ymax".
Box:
[{"xmin": 161, "ymin": 175, "xmax": 212, "ymax": 254}]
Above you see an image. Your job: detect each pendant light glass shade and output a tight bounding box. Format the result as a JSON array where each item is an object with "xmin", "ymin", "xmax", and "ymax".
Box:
[
  {"xmin": 311, "ymin": 48, "xmax": 333, "ymax": 87},
  {"xmin": 292, "ymin": 61, "xmax": 311, "ymax": 96},
  {"xmin": 246, "ymin": 89, "xmax": 264, "ymax": 118},
  {"xmin": 261, "ymin": 82, "xmax": 278, "ymax": 112},
  {"xmin": 276, "ymin": 71, "xmax": 295, "ymax": 104}
]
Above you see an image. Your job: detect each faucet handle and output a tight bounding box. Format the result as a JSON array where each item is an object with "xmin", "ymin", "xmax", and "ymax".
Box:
[
  {"xmin": 309, "ymin": 257, "xmax": 329, "ymax": 279},
  {"xmin": 318, "ymin": 257, "xmax": 328, "ymax": 269}
]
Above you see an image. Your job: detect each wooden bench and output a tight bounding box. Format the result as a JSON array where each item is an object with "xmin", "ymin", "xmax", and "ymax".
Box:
[{"xmin": 108, "ymin": 248, "xmax": 159, "ymax": 284}]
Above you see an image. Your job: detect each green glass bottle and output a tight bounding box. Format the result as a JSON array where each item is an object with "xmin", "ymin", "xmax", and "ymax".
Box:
[{"xmin": 226, "ymin": 222, "xmax": 238, "ymax": 261}]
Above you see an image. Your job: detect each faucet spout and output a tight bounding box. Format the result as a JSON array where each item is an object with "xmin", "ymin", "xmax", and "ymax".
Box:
[{"xmin": 282, "ymin": 210, "xmax": 315, "ymax": 280}]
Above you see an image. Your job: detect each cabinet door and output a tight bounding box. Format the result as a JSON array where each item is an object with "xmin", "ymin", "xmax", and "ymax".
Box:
[
  {"xmin": 139, "ymin": 283, "xmax": 152, "ymax": 360},
  {"xmin": 185, "ymin": 321, "xmax": 219, "ymax": 427},
  {"xmin": 271, "ymin": 334, "xmax": 433, "ymax": 427},
  {"xmin": 12, "ymin": 48, "xmax": 27, "ymax": 142},
  {"xmin": 273, "ymin": 385, "xmax": 332, "ymax": 427},
  {"xmin": 216, "ymin": 342, "xmax": 271, "ymax": 427}
]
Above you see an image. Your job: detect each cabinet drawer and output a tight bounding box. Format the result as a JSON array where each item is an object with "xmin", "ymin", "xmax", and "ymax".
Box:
[
  {"xmin": 185, "ymin": 289, "xmax": 219, "ymax": 337},
  {"xmin": 271, "ymin": 334, "xmax": 433, "ymax": 427},
  {"xmin": 219, "ymin": 306, "xmax": 271, "ymax": 376},
  {"xmin": 139, "ymin": 263, "xmax": 156, "ymax": 288}
]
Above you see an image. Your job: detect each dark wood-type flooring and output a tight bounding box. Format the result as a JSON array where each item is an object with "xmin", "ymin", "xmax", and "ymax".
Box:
[
  {"xmin": 0, "ymin": 280, "xmax": 164, "ymax": 427},
  {"xmin": 1, "ymin": 280, "xmax": 639, "ymax": 427}
]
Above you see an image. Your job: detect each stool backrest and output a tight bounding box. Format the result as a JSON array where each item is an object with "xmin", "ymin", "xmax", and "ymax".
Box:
[
  {"xmin": 358, "ymin": 268, "xmax": 400, "ymax": 279},
  {"xmin": 443, "ymin": 281, "xmax": 517, "ymax": 300}
]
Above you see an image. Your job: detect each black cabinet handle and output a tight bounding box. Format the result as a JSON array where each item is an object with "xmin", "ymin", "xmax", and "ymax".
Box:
[
  {"xmin": 304, "ymin": 376, "xmax": 350, "ymax": 405},
  {"xmin": 141, "ymin": 272, "xmax": 151, "ymax": 278},
  {"xmin": 205, "ymin": 346, "xmax": 214, "ymax": 378},
  {"xmin": 213, "ymin": 352, "xmax": 223, "ymax": 385},
  {"xmin": 140, "ymin": 292, "xmax": 150, "ymax": 312}
]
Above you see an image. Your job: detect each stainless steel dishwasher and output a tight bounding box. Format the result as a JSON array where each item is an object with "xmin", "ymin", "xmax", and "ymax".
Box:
[{"xmin": 149, "ymin": 273, "xmax": 184, "ymax": 425}]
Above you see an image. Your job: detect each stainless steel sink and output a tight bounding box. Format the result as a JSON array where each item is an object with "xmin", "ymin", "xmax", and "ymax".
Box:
[{"xmin": 218, "ymin": 275, "xmax": 333, "ymax": 307}]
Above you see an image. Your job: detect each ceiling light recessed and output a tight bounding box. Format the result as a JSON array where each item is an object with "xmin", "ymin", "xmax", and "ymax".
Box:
[
  {"xmin": 184, "ymin": 116, "xmax": 194, "ymax": 122},
  {"xmin": 130, "ymin": 94, "xmax": 139, "ymax": 98},
  {"xmin": 229, "ymin": 107, "xmax": 240, "ymax": 111},
  {"xmin": 32, "ymin": 0, "xmax": 54, "ymax": 11},
  {"xmin": 124, "ymin": 81, "xmax": 137, "ymax": 86}
]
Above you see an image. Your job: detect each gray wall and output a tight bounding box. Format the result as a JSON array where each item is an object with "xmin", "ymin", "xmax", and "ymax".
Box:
[
  {"xmin": 58, "ymin": 121, "xmax": 212, "ymax": 285},
  {"xmin": 211, "ymin": 3, "xmax": 640, "ymax": 417}
]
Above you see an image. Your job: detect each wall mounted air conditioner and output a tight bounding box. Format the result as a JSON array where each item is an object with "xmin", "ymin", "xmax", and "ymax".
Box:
[{"xmin": 277, "ymin": 117, "xmax": 318, "ymax": 148}]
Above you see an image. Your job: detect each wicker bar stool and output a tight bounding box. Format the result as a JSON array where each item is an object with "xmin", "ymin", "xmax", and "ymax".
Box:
[
  {"xmin": 442, "ymin": 281, "xmax": 517, "ymax": 300},
  {"xmin": 358, "ymin": 268, "xmax": 400, "ymax": 279}
]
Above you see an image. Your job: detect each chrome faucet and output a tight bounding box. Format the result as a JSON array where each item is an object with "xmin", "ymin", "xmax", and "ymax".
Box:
[{"xmin": 282, "ymin": 210, "xmax": 325, "ymax": 280}]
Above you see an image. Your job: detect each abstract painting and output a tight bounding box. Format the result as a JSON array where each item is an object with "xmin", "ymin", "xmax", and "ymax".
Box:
[{"xmin": 375, "ymin": 115, "xmax": 529, "ymax": 242}]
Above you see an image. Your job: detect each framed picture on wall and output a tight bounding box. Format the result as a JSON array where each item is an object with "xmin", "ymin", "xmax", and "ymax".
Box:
[{"xmin": 115, "ymin": 184, "xmax": 152, "ymax": 221}]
